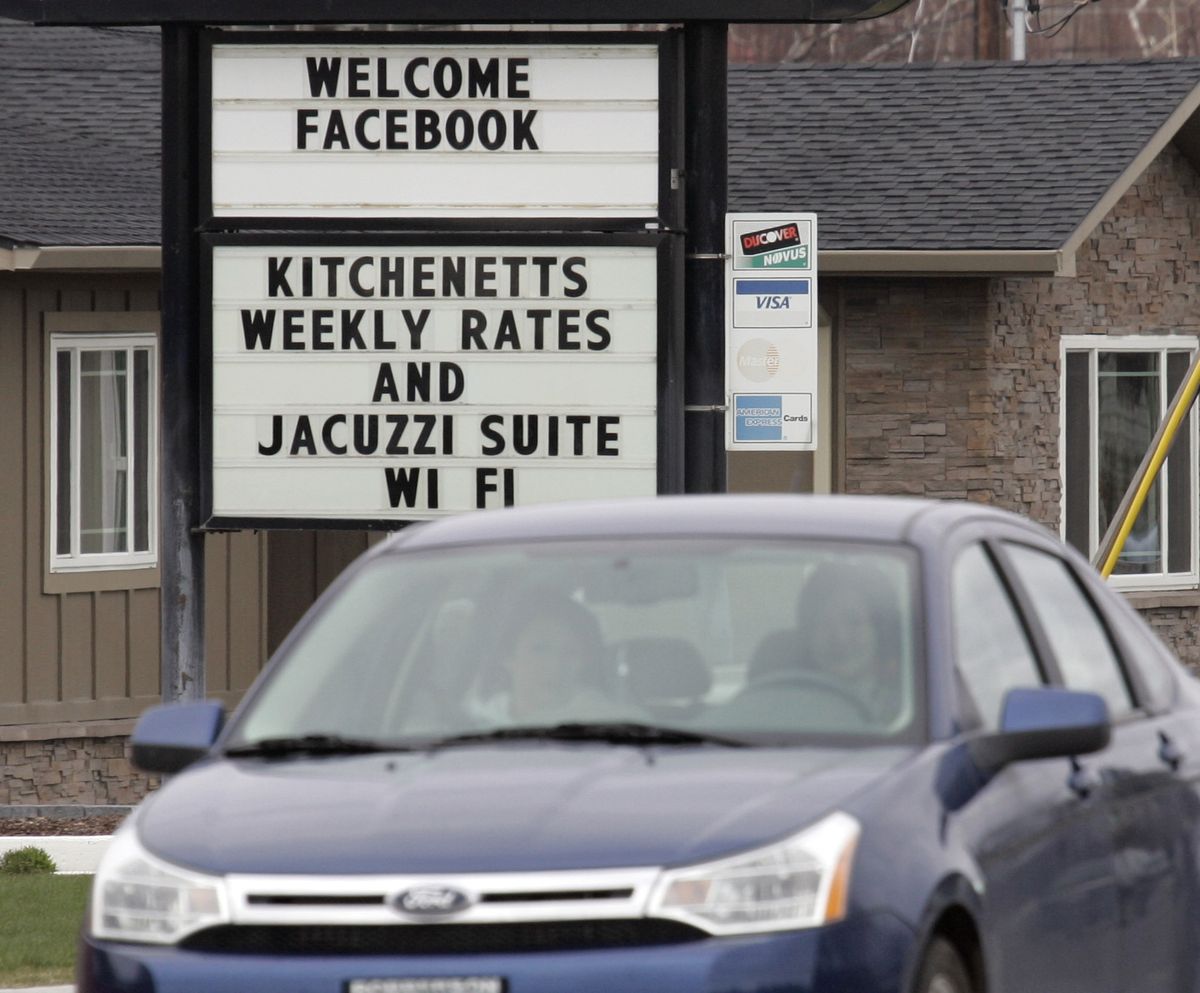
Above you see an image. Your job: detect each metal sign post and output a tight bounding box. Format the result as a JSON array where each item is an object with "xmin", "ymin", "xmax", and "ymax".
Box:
[
  {"xmin": 682, "ymin": 21, "xmax": 728, "ymax": 495},
  {"xmin": 160, "ymin": 24, "xmax": 205, "ymax": 702}
]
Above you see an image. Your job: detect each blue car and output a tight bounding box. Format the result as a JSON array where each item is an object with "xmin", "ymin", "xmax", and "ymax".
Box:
[{"xmin": 81, "ymin": 496, "xmax": 1200, "ymax": 993}]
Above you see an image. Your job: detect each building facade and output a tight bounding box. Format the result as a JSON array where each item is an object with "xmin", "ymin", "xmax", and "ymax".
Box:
[
  {"xmin": 730, "ymin": 59, "xmax": 1200, "ymax": 665},
  {"xmin": 5, "ymin": 30, "xmax": 1200, "ymax": 803},
  {"xmin": 833, "ymin": 147, "xmax": 1200, "ymax": 660}
]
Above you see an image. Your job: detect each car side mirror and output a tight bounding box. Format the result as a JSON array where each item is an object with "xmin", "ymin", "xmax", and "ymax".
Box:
[
  {"xmin": 131, "ymin": 700, "xmax": 226, "ymax": 774},
  {"xmin": 968, "ymin": 686, "xmax": 1110, "ymax": 774}
]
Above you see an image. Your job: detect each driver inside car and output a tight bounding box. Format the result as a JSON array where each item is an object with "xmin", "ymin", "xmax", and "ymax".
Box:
[
  {"xmin": 471, "ymin": 590, "xmax": 622, "ymax": 724},
  {"xmin": 746, "ymin": 560, "xmax": 906, "ymax": 726}
]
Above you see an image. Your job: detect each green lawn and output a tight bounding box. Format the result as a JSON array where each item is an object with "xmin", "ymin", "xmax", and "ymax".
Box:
[{"xmin": 0, "ymin": 874, "xmax": 92, "ymax": 987}]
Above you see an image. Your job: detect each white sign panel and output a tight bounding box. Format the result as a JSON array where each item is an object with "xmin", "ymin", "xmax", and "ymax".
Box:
[
  {"xmin": 210, "ymin": 242, "xmax": 659, "ymax": 521},
  {"xmin": 209, "ymin": 42, "xmax": 661, "ymax": 218},
  {"xmin": 725, "ymin": 213, "xmax": 819, "ymax": 451}
]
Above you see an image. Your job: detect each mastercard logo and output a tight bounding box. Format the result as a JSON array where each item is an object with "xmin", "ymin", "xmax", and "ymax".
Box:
[{"xmin": 736, "ymin": 340, "xmax": 781, "ymax": 383}]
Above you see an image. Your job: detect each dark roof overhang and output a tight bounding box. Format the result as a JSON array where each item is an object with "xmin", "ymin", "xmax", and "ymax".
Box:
[{"xmin": 0, "ymin": 0, "xmax": 912, "ymax": 25}]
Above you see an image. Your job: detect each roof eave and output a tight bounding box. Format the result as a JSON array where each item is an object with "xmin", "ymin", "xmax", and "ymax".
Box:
[
  {"xmin": 819, "ymin": 248, "xmax": 1072, "ymax": 277},
  {"xmin": 0, "ymin": 245, "xmax": 162, "ymax": 272},
  {"xmin": 2, "ymin": 244, "xmax": 1069, "ymax": 277}
]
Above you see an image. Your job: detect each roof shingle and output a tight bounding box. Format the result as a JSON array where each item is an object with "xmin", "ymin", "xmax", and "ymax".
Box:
[
  {"xmin": 0, "ymin": 24, "xmax": 160, "ymax": 247},
  {"xmin": 5, "ymin": 27, "xmax": 1200, "ymax": 255},
  {"xmin": 729, "ymin": 59, "xmax": 1200, "ymax": 251}
]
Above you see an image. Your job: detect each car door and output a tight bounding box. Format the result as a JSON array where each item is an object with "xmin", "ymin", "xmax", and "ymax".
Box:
[
  {"xmin": 1101, "ymin": 593, "xmax": 1200, "ymax": 993},
  {"xmin": 948, "ymin": 538, "xmax": 1121, "ymax": 993},
  {"xmin": 1005, "ymin": 542, "xmax": 1200, "ymax": 993}
]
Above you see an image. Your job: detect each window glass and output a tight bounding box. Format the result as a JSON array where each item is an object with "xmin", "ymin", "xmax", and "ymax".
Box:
[
  {"xmin": 79, "ymin": 350, "xmax": 129, "ymax": 554},
  {"xmin": 1064, "ymin": 351, "xmax": 1090, "ymax": 557},
  {"xmin": 1098, "ymin": 352, "xmax": 1160, "ymax": 574},
  {"xmin": 1167, "ymin": 351, "xmax": 1192, "ymax": 574},
  {"xmin": 231, "ymin": 539, "xmax": 923, "ymax": 747},
  {"xmin": 951, "ymin": 544, "xmax": 1043, "ymax": 729},
  {"xmin": 133, "ymin": 349, "xmax": 151, "ymax": 553},
  {"xmin": 1004, "ymin": 543, "xmax": 1133, "ymax": 716},
  {"xmin": 1097, "ymin": 588, "xmax": 1179, "ymax": 712},
  {"xmin": 55, "ymin": 351, "xmax": 72, "ymax": 556},
  {"xmin": 1121, "ymin": 627, "xmax": 1178, "ymax": 712}
]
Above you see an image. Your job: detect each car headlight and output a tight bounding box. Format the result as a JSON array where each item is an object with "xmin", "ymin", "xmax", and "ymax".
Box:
[
  {"xmin": 92, "ymin": 822, "xmax": 229, "ymax": 945},
  {"xmin": 646, "ymin": 811, "xmax": 861, "ymax": 935}
]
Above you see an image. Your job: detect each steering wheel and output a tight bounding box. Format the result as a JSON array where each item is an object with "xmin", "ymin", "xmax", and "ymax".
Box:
[{"xmin": 747, "ymin": 668, "xmax": 875, "ymax": 723}]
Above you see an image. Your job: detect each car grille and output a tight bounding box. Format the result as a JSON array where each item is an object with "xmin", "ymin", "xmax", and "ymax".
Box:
[{"xmin": 180, "ymin": 919, "xmax": 707, "ymax": 955}]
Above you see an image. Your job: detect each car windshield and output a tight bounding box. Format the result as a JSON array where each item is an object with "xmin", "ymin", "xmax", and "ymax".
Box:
[{"xmin": 229, "ymin": 538, "xmax": 923, "ymax": 748}]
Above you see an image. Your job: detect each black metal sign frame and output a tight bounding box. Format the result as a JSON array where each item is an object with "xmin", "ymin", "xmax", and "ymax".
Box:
[{"xmin": 147, "ymin": 18, "xmax": 725, "ymax": 703}]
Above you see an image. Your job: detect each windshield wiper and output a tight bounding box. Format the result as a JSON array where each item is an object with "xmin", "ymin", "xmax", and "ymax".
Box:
[
  {"xmin": 224, "ymin": 733, "xmax": 396, "ymax": 759},
  {"xmin": 427, "ymin": 722, "xmax": 749, "ymax": 749}
]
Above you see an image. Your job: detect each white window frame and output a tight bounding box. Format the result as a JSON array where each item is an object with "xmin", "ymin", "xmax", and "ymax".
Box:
[
  {"xmin": 1060, "ymin": 334, "xmax": 1199, "ymax": 591},
  {"xmin": 49, "ymin": 332, "xmax": 158, "ymax": 573}
]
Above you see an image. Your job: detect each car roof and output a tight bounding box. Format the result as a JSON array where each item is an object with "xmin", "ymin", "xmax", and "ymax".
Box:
[{"xmin": 382, "ymin": 494, "xmax": 1048, "ymax": 553}]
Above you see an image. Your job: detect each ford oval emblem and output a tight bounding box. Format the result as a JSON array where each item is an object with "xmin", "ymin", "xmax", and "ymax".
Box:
[{"xmin": 393, "ymin": 885, "xmax": 474, "ymax": 917}]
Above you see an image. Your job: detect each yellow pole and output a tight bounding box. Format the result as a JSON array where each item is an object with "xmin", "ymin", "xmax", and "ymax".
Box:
[{"xmin": 1096, "ymin": 350, "xmax": 1200, "ymax": 578}]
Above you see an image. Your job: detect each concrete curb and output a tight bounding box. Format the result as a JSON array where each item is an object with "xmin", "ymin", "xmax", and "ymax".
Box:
[
  {"xmin": 0, "ymin": 836, "xmax": 109, "ymax": 874},
  {"xmin": 1, "ymin": 806, "xmax": 132, "ymax": 819}
]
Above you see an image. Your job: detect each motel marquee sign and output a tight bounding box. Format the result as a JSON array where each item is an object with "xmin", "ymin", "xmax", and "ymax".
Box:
[{"xmin": 202, "ymin": 32, "xmax": 680, "ymax": 527}]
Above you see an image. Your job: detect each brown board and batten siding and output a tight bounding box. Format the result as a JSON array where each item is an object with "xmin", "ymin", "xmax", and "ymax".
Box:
[
  {"xmin": 266, "ymin": 531, "xmax": 388, "ymax": 654},
  {"xmin": 0, "ymin": 271, "xmax": 269, "ymax": 733}
]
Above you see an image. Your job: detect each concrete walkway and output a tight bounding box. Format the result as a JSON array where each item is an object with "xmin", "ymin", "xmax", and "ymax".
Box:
[{"xmin": 0, "ymin": 836, "xmax": 109, "ymax": 874}]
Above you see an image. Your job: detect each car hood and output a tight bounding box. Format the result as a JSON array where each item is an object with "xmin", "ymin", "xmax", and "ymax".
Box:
[{"xmin": 136, "ymin": 744, "xmax": 915, "ymax": 875}]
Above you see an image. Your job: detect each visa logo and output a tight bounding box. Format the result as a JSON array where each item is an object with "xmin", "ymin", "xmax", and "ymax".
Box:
[{"xmin": 756, "ymin": 296, "xmax": 792, "ymax": 310}]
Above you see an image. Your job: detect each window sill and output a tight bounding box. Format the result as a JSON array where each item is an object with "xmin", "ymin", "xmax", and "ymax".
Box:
[
  {"xmin": 1121, "ymin": 589, "xmax": 1200, "ymax": 610},
  {"xmin": 43, "ymin": 565, "xmax": 160, "ymax": 595}
]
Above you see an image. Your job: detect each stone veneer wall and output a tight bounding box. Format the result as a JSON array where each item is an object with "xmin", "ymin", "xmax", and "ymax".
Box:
[
  {"xmin": 1, "ymin": 729, "xmax": 157, "ymax": 805},
  {"xmin": 840, "ymin": 145, "xmax": 1200, "ymax": 669}
]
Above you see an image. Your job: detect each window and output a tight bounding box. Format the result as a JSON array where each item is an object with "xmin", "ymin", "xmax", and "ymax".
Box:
[
  {"xmin": 1062, "ymin": 336, "xmax": 1197, "ymax": 588},
  {"xmin": 1004, "ymin": 543, "xmax": 1133, "ymax": 718},
  {"xmin": 951, "ymin": 543, "xmax": 1044, "ymax": 729},
  {"xmin": 50, "ymin": 333, "xmax": 157, "ymax": 572},
  {"xmin": 232, "ymin": 539, "xmax": 923, "ymax": 747}
]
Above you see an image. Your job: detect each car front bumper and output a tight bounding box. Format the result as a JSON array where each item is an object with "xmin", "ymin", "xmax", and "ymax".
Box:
[{"xmin": 79, "ymin": 911, "xmax": 915, "ymax": 993}]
